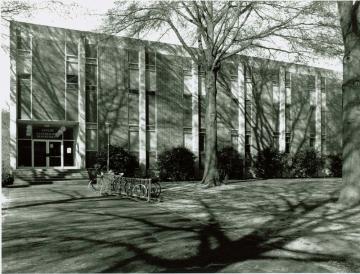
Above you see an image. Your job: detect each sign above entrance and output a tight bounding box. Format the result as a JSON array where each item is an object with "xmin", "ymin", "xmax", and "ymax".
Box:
[{"xmin": 33, "ymin": 127, "xmax": 63, "ymax": 140}]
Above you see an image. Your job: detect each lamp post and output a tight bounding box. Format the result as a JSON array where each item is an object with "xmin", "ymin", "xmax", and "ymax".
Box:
[{"xmin": 105, "ymin": 122, "xmax": 110, "ymax": 172}]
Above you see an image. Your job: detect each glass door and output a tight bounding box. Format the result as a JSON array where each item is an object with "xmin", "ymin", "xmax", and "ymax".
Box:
[
  {"xmin": 33, "ymin": 141, "xmax": 47, "ymax": 167},
  {"xmin": 49, "ymin": 141, "xmax": 62, "ymax": 167}
]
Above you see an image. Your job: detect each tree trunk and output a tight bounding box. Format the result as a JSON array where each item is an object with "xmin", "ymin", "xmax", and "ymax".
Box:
[
  {"xmin": 338, "ymin": 2, "xmax": 360, "ymax": 207},
  {"xmin": 201, "ymin": 68, "xmax": 222, "ymax": 187}
]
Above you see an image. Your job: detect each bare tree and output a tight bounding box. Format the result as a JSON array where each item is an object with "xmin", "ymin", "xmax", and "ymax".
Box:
[
  {"xmin": 337, "ymin": 1, "xmax": 360, "ymax": 207},
  {"xmin": 104, "ymin": 1, "xmax": 322, "ymax": 187}
]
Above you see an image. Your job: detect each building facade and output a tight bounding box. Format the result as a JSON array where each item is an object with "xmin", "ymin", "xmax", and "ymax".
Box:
[{"xmin": 1, "ymin": 21, "xmax": 343, "ymax": 177}]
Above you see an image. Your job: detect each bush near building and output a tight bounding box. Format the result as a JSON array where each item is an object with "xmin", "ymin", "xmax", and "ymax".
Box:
[
  {"xmin": 96, "ymin": 145, "xmax": 138, "ymax": 176},
  {"xmin": 2, "ymin": 171, "xmax": 14, "ymax": 187},
  {"xmin": 158, "ymin": 147, "xmax": 196, "ymax": 181},
  {"xmin": 217, "ymin": 146, "xmax": 243, "ymax": 180},
  {"xmin": 328, "ymin": 153, "xmax": 342, "ymax": 177},
  {"xmin": 254, "ymin": 147, "xmax": 287, "ymax": 179}
]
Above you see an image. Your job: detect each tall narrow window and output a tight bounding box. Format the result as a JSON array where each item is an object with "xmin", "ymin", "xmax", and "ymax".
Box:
[
  {"xmin": 66, "ymin": 42, "xmax": 79, "ymax": 121},
  {"xmin": 146, "ymin": 93, "xmax": 155, "ymax": 129},
  {"xmin": 18, "ymin": 74, "xmax": 31, "ymax": 119},
  {"xmin": 85, "ymin": 40, "xmax": 98, "ymax": 167},
  {"xmin": 183, "ymin": 74, "xmax": 192, "ymax": 128},
  {"xmin": 285, "ymin": 132, "xmax": 291, "ymax": 153}
]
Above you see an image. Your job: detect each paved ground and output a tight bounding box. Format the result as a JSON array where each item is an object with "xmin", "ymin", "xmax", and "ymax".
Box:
[{"xmin": 2, "ymin": 178, "xmax": 360, "ymax": 273}]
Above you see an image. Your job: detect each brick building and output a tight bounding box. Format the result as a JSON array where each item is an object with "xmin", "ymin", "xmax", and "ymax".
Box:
[{"xmin": 1, "ymin": 21, "xmax": 343, "ymax": 180}]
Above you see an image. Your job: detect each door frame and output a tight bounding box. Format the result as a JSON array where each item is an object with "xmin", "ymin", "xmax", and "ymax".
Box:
[{"xmin": 32, "ymin": 140, "xmax": 63, "ymax": 168}]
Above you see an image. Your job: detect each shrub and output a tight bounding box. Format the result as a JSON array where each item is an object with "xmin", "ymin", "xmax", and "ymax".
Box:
[
  {"xmin": 158, "ymin": 147, "xmax": 195, "ymax": 181},
  {"xmin": 328, "ymin": 154, "xmax": 342, "ymax": 177},
  {"xmin": 217, "ymin": 146, "xmax": 243, "ymax": 180},
  {"xmin": 96, "ymin": 145, "xmax": 138, "ymax": 176},
  {"xmin": 254, "ymin": 147, "xmax": 287, "ymax": 178},
  {"xmin": 291, "ymin": 148, "xmax": 324, "ymax": 178},
  {"xmin": 2, "ymin": 172, "xmax": 14, "ymax": 187}
]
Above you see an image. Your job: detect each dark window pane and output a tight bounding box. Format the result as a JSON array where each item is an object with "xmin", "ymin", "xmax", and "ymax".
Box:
[
  {"xmin": 18, "ymin": 140, "xmax": 32, "ymax": 167},
  {"xmin": 146, "ymin": 94, "xmax": 155, "ymax": 126},
  {"xmin": 64, "ymin": 141, "xmax": 74, "ymax": 166},
  {"xmin": 33, "ymin": 141, "xmax": 47, "ymax": 167},
  {"xmin": 67, "ymin": 74, "xmax": 78, "ymax": 84},
  {"xmin": 285, "ymin": 72, "xmax": 291, "ymax": 87},
  {"xmin": 18, "ymin": 124, "xmax": 32, "ymax": 139},
  {"xmin": 85, "ymin": 64, "xmax": 97, "ymax": 86},
  {"xmin": 145, "ymin": 52, "xmax": 155, "ymax": 66},
  {"xmin": 86, "ymin": 151, "xmax": 97, "ymax": 168},
  {"xmin": 63, "ymin": 128, "xmax": 74, "ymax": 140},
  {"xmin": 85, "ymin": 43, "xmax": 97, "ymax": 58},
  {"xmin": 199, "ymin": 133, "xmax": 206, "ymax": 152},
  {"xmin": 86, "ymin": 88, "xmax": 97, "ymax": 123}
]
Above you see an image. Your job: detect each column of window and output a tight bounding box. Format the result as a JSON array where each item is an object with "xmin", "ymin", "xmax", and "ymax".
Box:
[
  {"xmin": 321, "ymin": 77, "xmax": 326, "ymax": 154},
  {"xmin": 145, "ymin": 51, "xmax": 157, "ymax": 169},
  {"xmin": 272, "ymin": 70, "xmax": 280, "ymax": 148},
  {"xmin": 199, "ymin": 68, "xmax": 206, "ymax": 168},
  {"xmin": 128, "ymin": 50, "xmax": 140, "ymax": 161},
  {"xmin": 285, "ymin": 71, "xmax": 292, "ymax": 153},
  {"xmin": 309, "ymin": 75, "xmax": 316, "ymax": 148},
  {"xmin": 244, "ymin": 67, "xmax": 252, "ymax": 160},
  {"xmin": 17, "ymin": 30, "xmax": 32, "ymax": 120},
  {"xmin": 65, "ymin": 42, "xmax": 79, "ymax": 121},
  {"xmin": 183, "ymin": 59, "xmax": 193, "ymax": 151},
  {"xmin": 230, "ymin": 66, "xmax": 239, "ymax": 147},
  {"xmin": 85, "ymin": 41, "xmax": 98, "ymax": 167}
]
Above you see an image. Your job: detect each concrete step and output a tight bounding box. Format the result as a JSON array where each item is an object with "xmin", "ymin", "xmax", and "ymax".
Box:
[{"xmin": 13, "ymin": 169, "xmax": 89, "ymax": 183}]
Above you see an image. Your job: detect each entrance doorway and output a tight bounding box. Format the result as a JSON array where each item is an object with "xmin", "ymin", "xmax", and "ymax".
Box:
[{"xmin": 33, "ymin": 140, "xmax": 62, "ymax": 168}]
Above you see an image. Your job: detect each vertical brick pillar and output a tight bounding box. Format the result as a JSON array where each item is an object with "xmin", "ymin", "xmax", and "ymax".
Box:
[
  {"xmin": 315, "ymin": 73, "xmax": 322, "ymax": 152},
  {"xmin": 138, "ymin": 47, "xmax": 147, "ymax": 174},
  {"xmin": 77, "ymin": 38, "xmax": 86, "ymax": 169},
  {"xmin": 278, "ymin": 67, "xmax": 286, "ymax": 152},
  {"xmin": 237, "ymin": 62, "xmax": 245, "ymax": 159},
  {"xmin": 191, "ymin": 60, "xmax": 200, "ymax": 175}
]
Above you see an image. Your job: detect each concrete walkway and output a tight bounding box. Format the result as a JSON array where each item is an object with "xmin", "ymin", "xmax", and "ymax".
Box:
[{"xmin": 2, "ymin": 178, "xmax": 360, "ymax": 273}]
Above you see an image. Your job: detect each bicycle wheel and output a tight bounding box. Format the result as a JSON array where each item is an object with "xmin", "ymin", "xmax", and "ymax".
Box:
[
  {"xmin": 150, "ymin": 182, "xmax": 161, "ymax": 198},
  {"xmin": 133, "ymin": 184, "xmax": 147, "ymax": 199},
  {"xmin": 124, "ymin": 181, "xmax": 133, "ymax": 196}
]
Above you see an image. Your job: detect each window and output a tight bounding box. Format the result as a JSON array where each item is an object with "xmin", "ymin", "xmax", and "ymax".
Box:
[
  {"xmin": 309, "ymin": 133, "xmax": 315, "ymax": 148},
  {"xmin": 183, "ymin": 129, "xmax": 192, "ymax": 151},
  {"xmin": 146, "ymin": 130, "xmax": 157, "ymax": 169},
  {"xmin": 146, "ymin": 52, "xmax": 155, "ymax": 70},
  {"xmin": 128, "ymin": 50, "xmax": 139, "ymax": 65},
  {"xmin": 146, "ymin": 93, "xmax": 155, "ymax": 129},
  {"xmin": 183, "ymin": 94, "xmax": 192, "ymax": 128},
  {"xmin": 146, "ymin": 70, "xmax": 156, "ymax": 91},
  {"xmin": 245, "ymin": 133, "xmax": 251, "ymax": 156},
  {"xmin": 272, "ymin": 70, "xmax": 279, "ymax": 86},
  {"xmin": 184, "ymin": 75, "xmax": 193, "ymax": 96},
  {"xmin": 129, "ymin": 69, "xmax": 139, "ymax": 91},
  {"xmin": 231, "ymin": 133, "xmax": 238, "ymax": 149},
  {"xmin": 85, "ymin": 43, "xmax": 97, "ymax": 124},
  {"xmin": 285, "ymin": 104, "xmax": 292, "ymax": 132},
  {"xmin": 86, "ymin": 86, "xmax": 97, "ymax": 123},
  {"xmin": 17, "ymin": 55, "xmax": 31, "ymax": 74},
  {"xmin": 273, "ymin": 131, "xmax": 280, "ymax": 149},
  {"xmin": 199, "ymin": 131, "xmax": 206, "ymax": 168},
  {"xmin": 129, "ymin": 129, "xmax": 139, "ymax": 161},
  {"xmin": 85, "ymin": 43, "xmax": 97, "ymax": 59},
  {"xmin": 285, "ymin": 132, "xmax": 291, "ymax": 153},
  {"xmin": 66, "ymin": 42, "xmax": 78, "ymax": 56},
  {"xmin": 17, "ymin": 31, "xmax": 31, "ymax": 52},
  {"xmin": 285, "ymin": 72, "xmax": 291, "ymax": 88},
  {"xmin": 321, "ymin": 77, "xmax": 326, "ymax": 93},
  {"xmin": 245, "ymin": 99, "xmax": 252, "ymax": 132},
  {"xmin": 18, "ymin": 140, "xmax": 32, "ymax": 167},
  {"xmin": 86, "ymin": 126, "xmax": 98, "ymax": 151},
  {"xmin": 128, "ymin": 92, "xmax": 139, "ymax": 125},
  {"xmin": 18, "ymin": 74, "xmax": 31, "ymax": 119}
]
